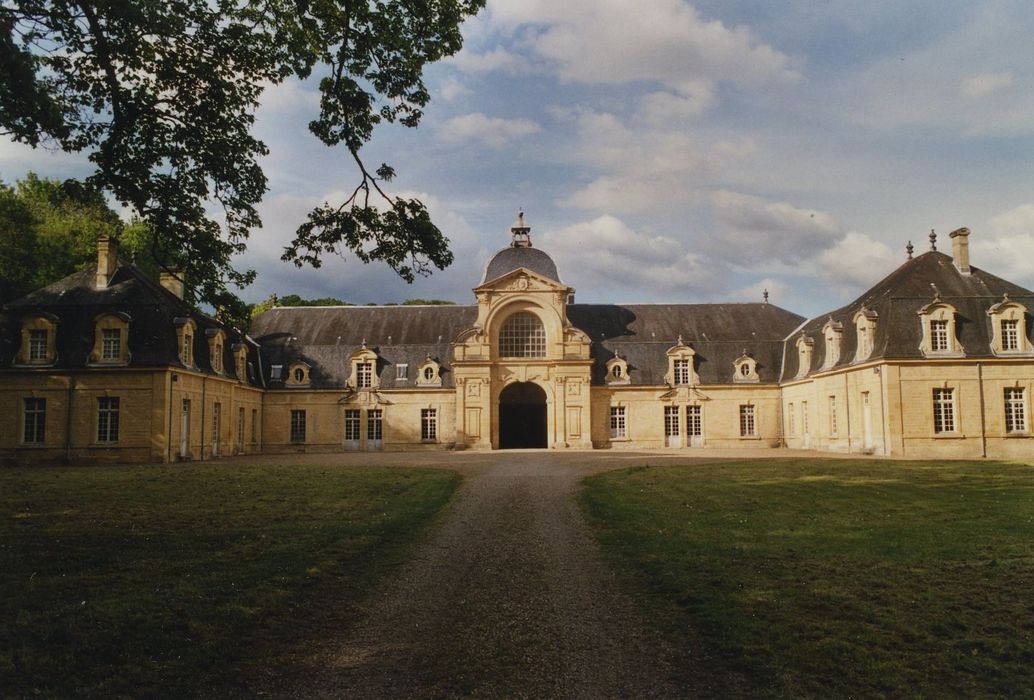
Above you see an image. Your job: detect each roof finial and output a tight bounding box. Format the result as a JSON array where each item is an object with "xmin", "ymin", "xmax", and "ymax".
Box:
[
  {"xmin": 906, "ymin": 240, "xmax": 914, "ymax": 259},
  {"xmin": 510, "ymin": 209, "xmax": 532, "ymax": 248},
  {"xmin": 763, "ymin": 288, "xmax": 769, "ymax": 304},
  {"xmin": 929, "ymin": 228, "xmax": 937, "ymax": 251},
  {"xmin": 676, "ymin": 334, "xmax": 684, "ymax": 346}
]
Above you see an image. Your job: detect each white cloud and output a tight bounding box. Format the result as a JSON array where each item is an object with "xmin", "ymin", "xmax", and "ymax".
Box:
[
  {"xmin": 448, "ymin": 46, "xmax": 530, "ymax": 75},
  {"xmin": 735, "ymin": 277, "xmax": 788, "ymax": 304},
  {"xmin": 438, "ymin": 76, "xmax": 473, "ymax": 102},
  {"xmin": 636, "ymin": 82, "xmax": 716, "ymax": 124},
  {"xmin": 538, "ymin": 215, "xmax": 725, "ymax": 296},
  {"xmin": 485, "ymin": 0, "xmax": 798, "ymax": 88},
  {"xmin": 708, "ymin": 190, "xmax": 843, "ymax": 264},
  {"xmin": 961, "ymin": 72, "xmax": 1013, "ymax": 98},
  {"xmin": 439, "ymin": 112, "xmax": 541, "ymax": 148},
  {"xmin": 815, "ymin": 232, "xmax": 898, "ymax": 293},
  {"xmin": 973, "ymin": 204, "xmax": 1034, "ymax": 288}
]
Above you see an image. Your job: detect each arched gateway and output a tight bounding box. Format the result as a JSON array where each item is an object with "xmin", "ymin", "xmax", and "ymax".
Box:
[{"xmin": 498, "ymin": 382, "xmax": 548, "ymax": 449}]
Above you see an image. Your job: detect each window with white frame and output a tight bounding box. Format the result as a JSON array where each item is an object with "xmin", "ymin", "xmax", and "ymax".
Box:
[
  {"xmin": 290, "ymin": 409, "xmax": 306, "ymax": 443},
  {"xmin": 368, "ymin": 410, "xmax": 383, "ymax": 442},
  {"xmin": 1001, "ymin": 319, "xmax": 1020, "ymax": 352},
  {"xmin": 932, "ymin": 388, "xmax": 955, "ymax": 433},
  {"xmin": 739, "ymin": 404, "xmax": 756, "ymax": 437},
  {"xmin": 829, "ymin": 395, "xmax": 838, "ymax": 436},
  {"xmin": 29, "ymin": 329, "xmax": 48, "ymax": 361},
  {"xmin": 686, "ymin": 405, "xmax": 702, "ymax": 437},
  {"xmin": 101, "ymin": 328, "xmax": 121, "ymax": 360},
  {"xmin": 609, "ymin": 406, "xmax": 626, "ymax": 439},
  {"xmin": 499, "ymin": 312, "xmax": 546, "ymax": 358},
  {"xmin": 97, "ymin": 397, "xmax": 120, "ymax": 443},
  {"xmin": 1004, "ymin": 388, "xmax": 1027, "ymax": 434},
  {"xmin": 344, "ymin": 409, "xmax": 361, "ymax": 441},
  {"xmin": 664, "ymin": 406, "xmax": 680, "ymax": 437},
  {"xmin": 396, "ymin": 363, "xmax": 408, "ymax": 380},
  {"xmin": 673, "ymin": 359, "xmax": 692, "ymax": 385},
  {"xmin": 357, "ymin": 362, "xmax": 373, "ymax": 388},
  {"xmin": 787, "ymin": 403, "xmax": 795, "ymax": 436},
  {"xmin": 23, "ymin": 397, "xmax": 46, "ymax": 444},
  {"xmin": 421, "ymin": 408, "xmax": 438, "ymax": 441},
  {"xmin": 930, "ymin": 320, "xmax": 950, "ymax": 351}
]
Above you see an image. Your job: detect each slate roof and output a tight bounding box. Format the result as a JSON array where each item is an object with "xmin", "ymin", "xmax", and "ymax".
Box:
[
  {"xmin": 249, "ymin": 301, "xmax": 805, "ymax": 388},
  {"xmin": 481, "ymin": 246, "xmax": 562, "ymax": 284},
  {"xmin": 781, "ymin": 250, "xmax": 1034, "ymax": 380},
  {"xmin": 0, "ymin": 263, "xmax": 259, "ymax": 382}
]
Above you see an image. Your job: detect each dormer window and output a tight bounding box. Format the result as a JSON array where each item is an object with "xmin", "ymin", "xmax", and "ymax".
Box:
[
  {"xmin": 918, "ymin": 300, "xmax": 963, "ymax": 357},
  {"xmin": 286, "ymin": 361, "xmax": 310, "ymax": 386},
  {"xmin": 232, "ymin": 343, "xmax": 248, "ymax": 383},
  {"xmin": 665, "ymin": 337, "xmax": 698, "ymax": 387},
  {"xmin": 795, "ymin": 335, "xmax": 814, "ymax": 379},
  {"xmin": 821, "ymin": 318, "xmax": 844, "ymax": 370},
  {"xmin": 357, "ymin": 362, "xmax": 373, "ymax": 388},
  {"xmin": 175, "ymin": 318, "xmax": 197, "ymax": 368},
  {"xmin": 733, "ymin": 352, "xmax": 759, "ymax": 383},
  {"xmin": 987, "ymin": 295, "xmax": 1031, "ymax": 356},
  {"xmin": 206, "ymin": 329, "xmax": 226, "ymax": 373},
  {"xmin": 605, "ymin": 354, "xmax": 630, "ymax": 385},
  {"xmin": 417, "ymin": 356, "xmax": 442, "ymax": 387},
  {"xmin": 90, "ymin": 312, "xmax": 131, "ymax": 366},
  {"xmin": 17, "ymin": 314, "xmax": 59, "ymax": 366},
  {"xmin": 853, "ymin": 307, "xmax": 878, "ymax": 362},
  {"xmin": 349, "ymin": 344, "xmax": 379, "ymax": 390}
]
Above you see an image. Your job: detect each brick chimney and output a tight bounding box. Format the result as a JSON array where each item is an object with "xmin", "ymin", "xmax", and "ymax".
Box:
[
  {"xmin": 159, "ymin": 269, "xmax": 185, "ymax": 299},
  {"xmin": 96, "ymin": 235, "xmax": 119, "ymax": 288},
  {"xmin": 949, "ymin": 227, "xmax": 971, "ymax": 275}
]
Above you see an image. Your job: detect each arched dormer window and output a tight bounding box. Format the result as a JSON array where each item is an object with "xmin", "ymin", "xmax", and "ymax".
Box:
[
  {"xmin": 232, "ymin": 343, "xmax": 248, "ymax": 383},
  {"xmin": 918, "ymin": 298, "xmax": 964, "ymax": 357},
  {"xmin": 286, "ymin": 361, "xmax": 310, "ymax": 387},
  {"xmin": 853, "ymin": 307, "xmax": 878, "ymax": 362},
  {"xmin": 821, "ymin": 318, "xmax": 844, "ymax": 370},
  {"xmin": 206, "ymin": 328, "xmax": 226, "ymax": 373},
  {"xmin": 89, "ymin": 312, "xmax": 131, "ymax": 366},
  {"xmin": 499, "ymin": 311, "xmax": 546, "ymax": 358},
  {"xmin": 349, "ymin": 343, "xmax": 379, "ymax": 390},
  {"xmin": 16, "ymin": 313, "xmax": 59, "ymax": 366},
  {"xmin": 417, "ymin": 356, "xmax": 442, "ymax": 387},
  {"xmin": 174, "ymin": 317, "xmax": 197, "ymax": 368},
  {"xmin": 606, "ymin": 354, "xmax": 630, "ymax": 385},
  {"xmin": 988, "ymin": 294, "xmax": 1032, "ymax": 356},
  {"xmin": 733, "ymin": 351, "xmax": 759, "ymax": 383},
  {"xmin": 665, "ymin": 336, "xmax": 698, "ymax": 386},
  {"xmin": 795, "ymin": 335, "xmax": 814, "ymax": 379}
]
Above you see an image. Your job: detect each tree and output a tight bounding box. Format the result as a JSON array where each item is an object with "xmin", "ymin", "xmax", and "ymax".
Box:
[
  {"xmin": 0, "ymin": 181, "xmax": 35, "ymax": 302},
  {"xmin": 0, "ymin": 0, "xmax": 484, "ymax": 319}
]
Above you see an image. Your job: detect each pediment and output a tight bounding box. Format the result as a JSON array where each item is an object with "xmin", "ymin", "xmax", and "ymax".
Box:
[{"xmin": 473, "ymin": 267, "xmax": 571, "ymax": 294}]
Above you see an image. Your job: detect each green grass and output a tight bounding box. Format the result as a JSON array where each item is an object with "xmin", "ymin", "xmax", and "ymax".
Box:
[
  {"xmin": 0, "ymin": 462, "xmax": 460, "ymax": 697},
  {"xmin": 582, "ymin": 460, "xmax": 1034, "ymax": 698}
]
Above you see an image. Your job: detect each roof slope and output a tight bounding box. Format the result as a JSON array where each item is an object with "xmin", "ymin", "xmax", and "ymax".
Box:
[
  {"xmin": 781, "ymin": 251, "xmax": 1034, "ymax": 379},
  {"xmin": 481, "ymin": 246, "xmax": 562, "ymax": 284}
]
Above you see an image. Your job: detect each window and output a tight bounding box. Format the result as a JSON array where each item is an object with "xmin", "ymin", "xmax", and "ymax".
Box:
[
  {"xmin": 612, "ymin": 365, "xmax": 622, "ymax": 379},
  {"xmin": 368, "ymin": 410, "xmax": 383, "ymax": 442},
  {"xmin": 294, "ymin": 367, "xmax": 304, "ymax": 382},
  {"xmin": 270, "ymin": 364, "xmax": 282, "ymax": 380},
  {"xmin": 97, "ymin": 397, "xmax": 120, "ymax": 443},
  {"xmin": 1005, "ymin": 388, "xmax": 1027, "ymax": 434},
  {"xmin": 421, "ymin": 409, "xmax": 438, "ymax": 441},
  {"xmin": 787, "ymin": 403, "xmax": 795, "ymax": 436},
  {"xmin": 930, "ymin": 320, "xmax": 949, "ymax": 351},
  {"xmin": 236, "ymin": 407, "xmax": 245, "ymax": 451},
  {"xmin": 357, "ymin": 362, "xmax": 373, "ymax": 388},
  {"xmin": 673, "ymin": 359, "xmax": 691, "ymax": 385},
  {"xmin": 29, "ymin": 329, "xmax": 48, "ymax": 361},
  {"xmin": 802, "ymin": 401, "xmax": 809, "ymax": 435},
  {"xmin": 933, "ymin": 388, "xmax": 955, "ymax": 433},
  {"xmin": 687, "ymin": 405, "xmax": 702, "ymax": 437},
  {"xmin": 345, "ymin": 409, "xmax": 361, "ymax": 441},
  {"xmin": 424, "ymin": 366, "xmax": 434, "ymax": 381},
  {"xmin": 23, "ymin": 398, "xmax": 45, "ymax": 444},
  {"xmin": 740, "ymin": 364, "xmax": 750, "ymax": 377},
  {"xmin": 610, "ymin": 406, "xmax": 626, "ymax": 439},
  {"xmin": 739, "ymin": 404, "xmax": 756, "ymax": 437},
  {"xmin": 606, "ymin": 355, "xmax": 630, "ymax": 384},
  {"xmin": 1002, "ymin": 319, "xmax": 1020, "ymax": 352},
  {"xmin": 212, "ymin": 402, "xmax": 221, "ymax": 455},
  {"xmin": 795, "ymin": 335, "xmax": 814, "ymax": 378},
  {"xmin": 101, "ymin": 328, "xmax": 121, "ymax": 360},
  {"xmin": 290, "ymin": 409, "xmax": 306, "ymax": 443},
  {"xmin": 829, "ymin": 396, "xmax": 838, "ymax": 436},
  {"xmin": 251, "ymin": 409, "xmax": 258, "ymax": 445},
  {"xmin": 182, "ymin": 332, "xmax": 193, "ymax": 365},
  {"xmin": 396, "ymin": 364, "xmax": 408, "ymax": 380},
  {"xmin": 499, "ymin": 312, "xmax": 546, "ymax": 358},
  {"xmin": 664, "ymin": 406, "xmax": 680, "ymax": 437}
]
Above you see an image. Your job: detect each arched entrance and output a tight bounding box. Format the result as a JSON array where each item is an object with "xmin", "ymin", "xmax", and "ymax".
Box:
[{"xmin": 499, "ymin": 382, "xmax": 548, "ymax": 449}]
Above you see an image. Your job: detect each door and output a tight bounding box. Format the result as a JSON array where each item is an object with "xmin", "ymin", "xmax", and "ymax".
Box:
[
  {"xmin": 862, "ymin": 392, "xmax": 874, "ymax": 450},
  {"xmin": 180, "ymin": 399, "xmax": 190, "ymax": 458},
  {"xmin": 344, "ymin": 409, "xmax": 360, "ymax": 450},
  {"xmin": 236, "ymin": 407, "xmax": 245, "ymax": 454},
  {"xmin": 801, "ymin": 401, "xmax": 810, "ymax": 448},
  {"xmin": 686, "ymin": 405, "xmax": 703, "ymax": 447},
  {"xmin": 499, "ymin": 382, "xmax": 548, "ymax": 449},
  {"xmin": 367, "ymin": 409, "xmax": 383, "ymax": 451},
  {"xmin": 211, "ymin": 402, "xmax": 221, "ymax": 457},
  {"xmin": 664, "ymin": 406, "xmax": 680, "ymax": 447}
]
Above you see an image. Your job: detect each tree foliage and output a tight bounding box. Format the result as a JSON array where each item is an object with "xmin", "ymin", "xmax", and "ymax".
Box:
[{"xmin": 0, "ymin": 0, "xmax": 484, "ymax": 310}]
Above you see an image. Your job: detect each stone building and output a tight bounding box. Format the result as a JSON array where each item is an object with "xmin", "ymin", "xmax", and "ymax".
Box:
[{"xmin": 1, "ymin": 216, "xmax": 1032, "ymax": 463}]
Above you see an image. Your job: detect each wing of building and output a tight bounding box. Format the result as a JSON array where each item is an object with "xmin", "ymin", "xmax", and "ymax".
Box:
[{"xmin": 2, "ymin": 220, "xmax": 1032, "ymax": 463}]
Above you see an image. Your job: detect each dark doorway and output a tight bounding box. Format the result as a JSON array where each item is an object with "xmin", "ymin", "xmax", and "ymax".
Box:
[{"xmin": 499, "ymin": 382, "xmax": 548, "ymax": 449}]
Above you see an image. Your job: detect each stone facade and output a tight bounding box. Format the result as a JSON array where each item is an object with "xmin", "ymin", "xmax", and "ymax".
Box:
[{"xmin": 2, "ymin": 218, "xmax": 1033, "ymax": 463}]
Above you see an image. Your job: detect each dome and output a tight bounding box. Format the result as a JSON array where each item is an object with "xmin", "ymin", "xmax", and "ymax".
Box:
[{"xmin": 481, "ymin": 246, "xmax": 562, "ymax": 284}]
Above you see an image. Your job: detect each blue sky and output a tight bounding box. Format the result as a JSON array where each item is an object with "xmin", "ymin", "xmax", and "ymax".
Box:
[{"xmin": 3, "ymin": 0, "xmax": 1034, "ymax": 317}]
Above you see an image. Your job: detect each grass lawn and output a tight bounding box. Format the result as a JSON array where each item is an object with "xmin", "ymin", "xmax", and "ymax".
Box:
[
  {"xmin": 582, "ymin": 459, "xmax": 1034, "ymax": 698},
  {"xmin": 0, "ymin": 462, "xmax": 459, "ymax": 697}
]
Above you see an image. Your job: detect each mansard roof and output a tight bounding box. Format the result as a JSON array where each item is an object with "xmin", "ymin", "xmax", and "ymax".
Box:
[
  {"xmin": 481, "ymin": 246, "xmax": 562, "ymax": 285},
  {"xmin": 0, "ymin": 263, "xmax": 257, "ymax": 381},
  {"xmin": 781, "ymin": 250, "xmax": 1034, "ymax": 379}
]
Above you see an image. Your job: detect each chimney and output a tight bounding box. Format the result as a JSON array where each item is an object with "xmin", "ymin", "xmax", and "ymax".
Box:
[
  {"xmin": 949, "ymin": 227, "xmax": 971, "ymax": 275},
  {"xmin": 159, "ymin": 269, "xmax": 185, "ymax": 299},
  {"xmin": 95, "ymin": 235, "xmax": 119, "ymax": 288}
]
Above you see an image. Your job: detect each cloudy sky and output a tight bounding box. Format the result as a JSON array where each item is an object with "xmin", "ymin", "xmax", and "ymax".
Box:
[{"xmin": 3, "ymin": 0, "xmax": 1034, "ymax": 317}]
